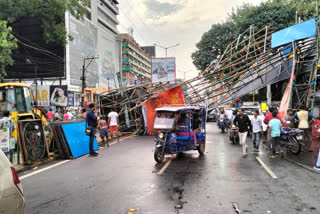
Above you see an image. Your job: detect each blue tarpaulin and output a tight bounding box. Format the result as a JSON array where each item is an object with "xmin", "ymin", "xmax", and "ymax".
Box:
[
  {"xmin": 271, "ymin": 18, "xmax": 316, "ymax": 48},
  {"xmin": 61, "ymin": 122, "xmax": 99, "ymax": 158}
]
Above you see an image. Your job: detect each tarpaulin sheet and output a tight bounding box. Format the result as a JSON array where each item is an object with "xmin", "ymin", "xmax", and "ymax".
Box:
[
  {"xmin": 142, "ymin": 86, "xmax": 186, "ymax": 134},
  {"xmin": 61, "ymin": 122, "xmax": 99, "ymax": 158},
  {"xmin": 271, "ymin": 18, "xmax": 316, "ymax": 48}
]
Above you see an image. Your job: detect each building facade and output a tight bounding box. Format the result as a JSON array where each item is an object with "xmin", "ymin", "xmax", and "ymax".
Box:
[
  {"xmin": 65, "ymin": 0, "xmax": 122, "ymax": 105},
  {"xmin": 119, "ymin": 34, "xmax": 151, "ymax": 87}
]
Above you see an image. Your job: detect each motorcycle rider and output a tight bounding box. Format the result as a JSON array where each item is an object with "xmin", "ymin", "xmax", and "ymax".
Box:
[{"xmin": 217, "ymin": 108, "xmax": 228, "ymax": 132}]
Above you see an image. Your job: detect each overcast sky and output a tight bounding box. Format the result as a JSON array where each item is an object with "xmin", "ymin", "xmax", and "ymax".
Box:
[{"xmin": 118, "ymin": 0, "xmax": 265, "ymax": 80}]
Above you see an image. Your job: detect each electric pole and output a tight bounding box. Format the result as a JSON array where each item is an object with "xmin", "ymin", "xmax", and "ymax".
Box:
[{"xmin": 81, "ymin": 56, "xmax": 99, "ymax": 107}]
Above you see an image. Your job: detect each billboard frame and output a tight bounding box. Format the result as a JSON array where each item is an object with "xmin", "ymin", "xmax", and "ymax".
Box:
[{"xmin": 151, "ymin": 57, "xmax": 176, "ymax": 84}]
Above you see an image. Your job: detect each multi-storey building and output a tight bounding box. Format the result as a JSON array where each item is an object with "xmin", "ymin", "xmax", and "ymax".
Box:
[
  {"xmin": 65, "ymin": 0, "xmax": 122, "ymax": 104},
  {"xmin": 118, "ymin": 34, "xmax": 151, "ymax": 87}
]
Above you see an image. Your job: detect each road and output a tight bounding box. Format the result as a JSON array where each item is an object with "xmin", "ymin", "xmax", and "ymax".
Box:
[{"xmin": 21, "ymin": 122, "xmax": 320, "ymax": 214}]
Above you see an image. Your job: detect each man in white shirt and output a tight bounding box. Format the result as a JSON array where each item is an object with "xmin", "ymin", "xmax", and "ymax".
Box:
[
  {"xmin": 108, "ymin": 110, "xmax": 120, "ymax": 142},
  {"xmin": 67, "ymin": 110, "xmax": 73, "ymax": 120},
  {"xmin": 251, "ymin": 110, "xmax": 263, "ymax": 152}
]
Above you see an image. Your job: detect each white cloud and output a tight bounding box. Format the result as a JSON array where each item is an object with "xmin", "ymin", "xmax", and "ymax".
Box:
[{"xmin": 118, "ymin": 0, "xmax": 265, "ymax": 79}]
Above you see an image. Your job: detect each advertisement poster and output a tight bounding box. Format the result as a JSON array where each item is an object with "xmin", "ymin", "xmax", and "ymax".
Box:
[
  {"xmin": 0, "ymin": 126, "xmax": 9, "ymax": 153},
  {"xmin": 141, "ymin": 86, "xmax": 186, "ymax": 134},
  {"xmin": 151, "ymin": 57, "xmax": 176, "ymax": 83},
  {"xmin": 30, "ymin": 86, "xmax": 50, "ymax": 107},
  {"xmin": 68, "ymin": 92, "xmax": 75, "ymax": 107},
  {"xmin": 50, "ymin": 85, "xmax": 68, "ymax": 107}
]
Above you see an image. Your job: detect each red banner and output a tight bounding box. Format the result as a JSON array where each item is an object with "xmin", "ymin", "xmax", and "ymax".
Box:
[
  {"xmin": 142, "ymin": 86, "xmax": 186, "ymax": 134},
  {"xmin": 278, "ymin": 74, "xmax": 295, "ymax": 120}
]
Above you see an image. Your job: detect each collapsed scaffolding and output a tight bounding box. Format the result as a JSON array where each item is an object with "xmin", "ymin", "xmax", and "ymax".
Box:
[{"xmin": 99, "ymin": 17, "xmax": 320, "ymax": 134}]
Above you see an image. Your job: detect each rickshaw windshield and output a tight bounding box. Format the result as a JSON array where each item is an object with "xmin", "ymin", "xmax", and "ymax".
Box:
[{"xmin": 154, "ymin": 112, "xmax": 175, "ymax": 129}]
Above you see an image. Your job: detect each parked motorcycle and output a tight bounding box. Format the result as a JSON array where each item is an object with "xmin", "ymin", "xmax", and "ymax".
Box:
[
  {"xmin": 280, "ymin": 128, "xmax": 304, "ymax": 155},
  {"xmin": 263, "ymin": 128, "xmax": 303, "ymax": 156},
  {"xmin": 229, "ymin": 125, "xmax": 239, "ymax": 144}
]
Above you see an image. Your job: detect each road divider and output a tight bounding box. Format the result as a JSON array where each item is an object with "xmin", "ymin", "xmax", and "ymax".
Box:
[{"xmin": 256, "ymin": 157, "xmax": 278, "ymax": 179}]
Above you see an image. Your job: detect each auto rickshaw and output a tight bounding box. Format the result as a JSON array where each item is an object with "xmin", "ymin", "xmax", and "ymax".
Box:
[{"xmin": 153, "ymin": 106, "xmax": 206, "ymax": 163}]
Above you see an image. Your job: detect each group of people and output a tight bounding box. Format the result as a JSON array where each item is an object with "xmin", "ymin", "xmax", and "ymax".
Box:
[
  {"xmin": 86, "ymin": 103, "xmax": 120, "ymax": 157},
  {"xmin": 217, "ymin": 106, "xmax": 316, "ymax": 159},
  {"xmin": 45, "ymin": 107, "xmax": 87, "ymax": 122}
]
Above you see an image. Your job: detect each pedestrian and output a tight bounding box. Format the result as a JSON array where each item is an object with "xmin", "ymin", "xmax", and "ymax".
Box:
[
  {"xmin": 261, "ymin": 111, "xmax": 268, "ymax": 143},
  {"xmin": 86, "ymin": 103, "xmax": 99, "ymax": 156},
  {"xmin": 67, "ymin": 109, "xmax": 73, "ymax": 120},
  {"xmin": 46, "ymin": 108, "xmax": 55, "ymax": 122},
  {"xmin": 98, "ymin": 116, "xmax": 109, "ymax": 147},
  {"xmin": 0, "ymin": 110, "xmax": 15, "ymax": 138},
  {"xmin": 268, "ymin": 110, "xmax": 282, "ymax": 158},
  {"xmin": 292, "ymin": 106, "xmax": 316, "ymax": 151},
  {"xmin": 251, "ymin": 110, "xmax": 263, "ymax": 152},
  {"xmin": 284, "ymin": 109, "xmax": 294, "ymax": 128},
  {"xmin": 108, "ymin": 109, "xmax": 120, "ymax": 142},
  {"xmin": 63, "ymin": 110, "xmax": 69, "ymax": 121},
  {"xmin": 263, "ymin": 107, "xmax": 288, "ymax": 127},
  {"xmin": 233, "ymin": 108, "xmax": 252, "ymax": 158}
]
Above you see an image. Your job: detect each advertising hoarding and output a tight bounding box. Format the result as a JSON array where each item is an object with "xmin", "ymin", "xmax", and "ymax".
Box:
[
  {"xmin": 50, "ymin": 85, "xmax": 68, "ymax": 107},
  {"xmin": 151, "ymin": 57, "xmax": 176, "ymax": 83},
  {"xmin": 30, "ymin": 86, "xmax": 50, "ymax": 107}
]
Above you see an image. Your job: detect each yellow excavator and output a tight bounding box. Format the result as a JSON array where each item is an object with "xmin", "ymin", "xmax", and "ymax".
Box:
[{"xmin": 0, "ymin": 82, "xmax": 51, "ymax": 146}]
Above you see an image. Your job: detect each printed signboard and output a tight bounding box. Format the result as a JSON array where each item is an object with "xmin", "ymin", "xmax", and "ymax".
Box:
[
  {"xmin": 50, "ymin": 85, "xmax": 68, "ymax": 107},
  {"xmin": 68, "ymin": 92, "xmax": 75, "ymax": 107},
  {"xmin": 30, "ymin": 86, "xmax": 50, "ymax": 107},
  {"xmin": 151, "ymin": 58, "xmax": 176, "ymax": 83}
]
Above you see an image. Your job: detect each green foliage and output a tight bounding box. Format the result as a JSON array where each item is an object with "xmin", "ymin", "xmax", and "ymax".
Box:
[
  {"xmin": 0, "ymin": 0, "xmax": 90, "ymax": 46},
  {"xmin": 0, "ymin": 21, "xmax": 17, "ymax": 79},
  {"xmin": 192, "ymin": 0, "xmax": 319, "ymax": 71}
]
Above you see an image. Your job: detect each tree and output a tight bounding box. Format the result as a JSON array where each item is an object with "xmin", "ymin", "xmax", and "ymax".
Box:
[
  {"xmin": 0, "ymin": 0, "xmax": 90, "ymax": 46},
  {"xmin": 192, "ymin": 0, "xmax": 318, "ymax": 71},
  {"xmin": 0, "ymin": 21, "xmax": 17, "ymax": 79},
  {"xmin": 192, "ymin": 22, "xmax": 237, "ymax": 71}
]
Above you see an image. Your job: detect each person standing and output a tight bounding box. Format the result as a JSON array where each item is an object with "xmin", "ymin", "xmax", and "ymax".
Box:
[
  {"xmin": 86, "ymin": 103, "xmax": 99, "ymax": 156},
  {"xmin": 284, "ymin": 109, "xmax": 294, "ymax": 128},
  {"xmin": 98, "ymin": 116, "xmax": 109, "ymax": 147},
  {"xmin": 63, "ymin": 110, "xmax": 69, "ymax": 121},
  {"xmin": 233, "ymin": 108, "xmax": 252, "ymax": 158},
  {"xmin": 46, "ymin": 108, "xmax": 55, "ymax": 122},
  {"xmin": 268, "ymin": 110, "xmax": 282, "ymax": 158},
  {"xmin": 108, "ymin": 109, "xmax": 120, "ymax": 142},
  {"xmin": 263, "ymin": 107, "xmax": 288, "ymax": 127},
  {"xmin": 261, "ymin": 111, "xmax": 268, "ymax": 143},
  {"xmin": 292, "ymin": 106, "xmax": 316, "ymax": 151},
  {"xmin": 251, "ymin": 110, "xmax": 263, "ymax": 152}
]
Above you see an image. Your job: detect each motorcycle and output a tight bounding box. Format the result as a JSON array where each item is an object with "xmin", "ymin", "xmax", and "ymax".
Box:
[
  {"xmin": 263, "ymin": 128, "xmax": 303, "ymax": 156},
  {"xmin": 218, "ymin": 118, "xmax": 227, "ymax": 133},
  {"xmin": 279, "ymin": 128, "xmax": 304, "ymax": 155},
  {"xmin": 229, "ymin": 125, "xmax": 239, "ymax": 144}
]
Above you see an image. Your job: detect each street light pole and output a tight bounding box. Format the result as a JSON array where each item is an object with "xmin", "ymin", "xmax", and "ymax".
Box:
[
  {"xmin": 154, "ymin": 43, "xmax": 180, "ymax": 58},
  {"xmin": 81, "ymin": 56, "xmax": 99, "ymax": 107}
]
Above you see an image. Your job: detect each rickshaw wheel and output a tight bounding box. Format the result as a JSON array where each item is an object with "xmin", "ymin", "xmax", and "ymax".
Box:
[
  {"xmin": 154, "ymin": 147, "xmax": 165, "ymax": 163},
  {"xmin": 198, "ymin": 141, "xmax": 206, "ymax": 155}
]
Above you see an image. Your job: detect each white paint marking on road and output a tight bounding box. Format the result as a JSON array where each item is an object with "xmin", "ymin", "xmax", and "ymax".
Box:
[
  {"xmin": 20, "ymin": 160, "xmax": 70, "ymax": 180},
  {"xmin": 256, "ymin": 157, "xmax": 278, "ymax": 179},
  {"xmin": 157, "ymin": 158, "xmax": 173, "ymax": 175}
]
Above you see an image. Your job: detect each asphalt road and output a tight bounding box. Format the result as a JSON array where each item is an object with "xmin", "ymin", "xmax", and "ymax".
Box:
[{"xmin": 21, "ymin": 122, "xmax": 320, "ymax": 214}]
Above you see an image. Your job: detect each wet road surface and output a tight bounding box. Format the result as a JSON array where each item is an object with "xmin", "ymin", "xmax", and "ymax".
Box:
[{"xmin": 21, "ymin": 122, "xmax": 320, "ymax": 214}]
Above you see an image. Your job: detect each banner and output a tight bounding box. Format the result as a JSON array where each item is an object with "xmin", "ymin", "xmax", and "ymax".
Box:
[
  {"xmin": 30, "ymin": 86, "xmax": 50, "ymax": 107},
  {"xmin": 50, "ymin": 85, "xmax": 68, "ymax": 107},
  {"xmin": 278, "ymin": 74, "xmax": 295, "ymax": 119},
  {"xmin": 151, "ymin": 57, "xmax": 176, "ymax": 83},
  {"xmin": 68, "ymin": 92, "xmax": 75, "ymax": 107},
  {"xmin": 0, "ymin": 124, "xmax": 10, "ymax": 152},
  {"xmin": 142, "ymin": 86, "xmax": 186, "ymax": 134}
]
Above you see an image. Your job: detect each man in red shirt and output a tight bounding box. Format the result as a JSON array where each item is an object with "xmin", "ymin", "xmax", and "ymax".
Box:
[
  {"xmin": 263, "ymin": 107, "xmax": 288, "ymax": 128},
  {"xmin": 46, "ymin": 108, "xmax": 55, "ymax": 122}
]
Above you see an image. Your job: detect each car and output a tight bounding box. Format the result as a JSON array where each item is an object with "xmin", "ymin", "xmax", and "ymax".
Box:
[
  {"xmin": 241, "ymin": 106, "xmax": 262, "ymax": 120},
  {"xmin": 0, "ymin": 150, "xmax": 26, "ymax": 214},
  {"xmin": 207, "ymin": 108, "xmax": 218, "ymax": 121}
]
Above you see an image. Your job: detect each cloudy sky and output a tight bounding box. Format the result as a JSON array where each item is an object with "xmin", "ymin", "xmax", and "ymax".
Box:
[{"xmin": 118, "ymin": 0, "xmax": 265, "ymax": 80}]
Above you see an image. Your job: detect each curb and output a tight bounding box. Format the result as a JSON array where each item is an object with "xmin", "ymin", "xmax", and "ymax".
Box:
[{"xmin": 284, "ymin": 157, "xmax": 320, "ymax": 175}]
